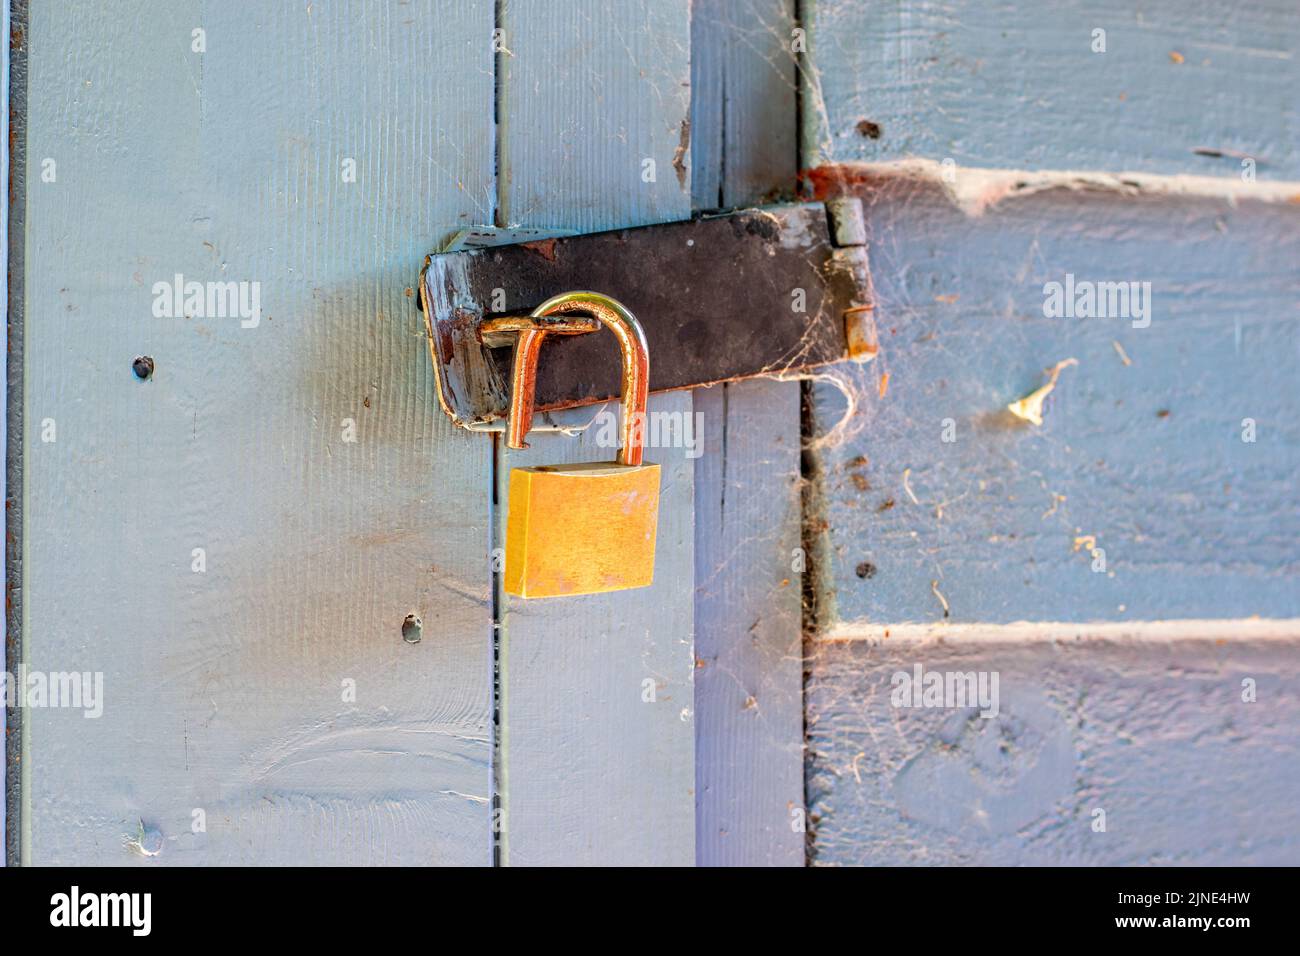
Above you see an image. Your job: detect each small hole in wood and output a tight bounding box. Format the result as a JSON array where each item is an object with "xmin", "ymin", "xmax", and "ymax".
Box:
[{"xmin": 855, "ymin": 119, "xmax": 882, "ymax": 139}]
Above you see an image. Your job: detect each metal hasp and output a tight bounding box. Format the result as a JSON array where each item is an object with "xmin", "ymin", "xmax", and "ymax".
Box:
[{"xmin": 418, "ymin": 201, "xmax": 876, "ymax": 430}]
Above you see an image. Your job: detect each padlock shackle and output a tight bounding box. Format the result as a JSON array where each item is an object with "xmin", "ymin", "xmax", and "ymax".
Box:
[{"xmin": 503, "ymin": 291, "xmax": 649, "ymax": 467}]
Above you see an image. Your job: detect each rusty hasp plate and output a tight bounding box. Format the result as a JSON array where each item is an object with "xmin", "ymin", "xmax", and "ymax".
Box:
[{"xmin": 418, "ymin": 202, "xmax": 875, "ymax": 429}]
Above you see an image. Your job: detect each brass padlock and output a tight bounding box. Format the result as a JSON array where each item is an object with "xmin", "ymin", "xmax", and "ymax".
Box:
[{"xmin": 489, "ymin": 291, "xmax": 659, "ymax": 599}]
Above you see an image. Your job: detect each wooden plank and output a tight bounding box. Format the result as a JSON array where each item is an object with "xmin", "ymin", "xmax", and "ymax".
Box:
[
  {"xmin": 802, "ymin": 0, "xmax": 1300, "ymax": 180},
  {"xmin": 807, "ymin": 173, "xmax": 1300, "ymax": 628},
  {"xmin": 1, "ymin": 0, "xmax": 12, "ymax": 862},
  {"xmin": 496, "ymin": 0, "xmax": 696, "ymax": 866},
  {"xmin": 691, "ymin": 0, "xmax": 798, "ymax": 210},
  {"xmin": 690, "ymin": 0, "xmax": 806, "ymax": 866},
  {"xmin": 498, "ymin": 0, "xmax": 693, "ymax": 234},
  {"xmin": 807, "ymin": 625, "xmax": 1300, "ymax": 865},
  {"xmin": 693, "ymin": 380, "xmax": 805, "ymax": 865},
  {"xmin": 21, "ymin": 0, "xmax": 495, "ymax": 864}
]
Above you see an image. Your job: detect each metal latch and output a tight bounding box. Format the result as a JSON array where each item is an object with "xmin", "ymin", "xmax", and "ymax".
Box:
[{"xmin": 417, "ymin": 200, "xmax": 876, "ymax": 431}]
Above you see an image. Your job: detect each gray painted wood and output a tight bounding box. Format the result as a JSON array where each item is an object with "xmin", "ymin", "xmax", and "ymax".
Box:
[
  {"xmin": 1, "ymin": 0, "xmax": 11, "ymax": 861},
  {"xmin": 800, "ymin": 0, "xmax": 1300, "ymax": 869},
  {"xmin": 807, "ymin": 628, "xmax": 1300, "ymax": 865},
  {"xmin": 690, "ymin": 0, "xmax": 798, "ymax": 210},
  {"xmin": 802, "ymin": 0, "xmax": 1300, "ymax": 180},
  {"xmin": 693, "ymin": 381, "xmax": 805, "ymax": 865},
  {"xmin": 496, "ymin": 0, "xmax": 696, "ymax": 866},
  {"xmin": 807, "ymin": 177, "xmax": 1300, "ymax": 627},
  {"xmin": 22, "ymin": 0, "xmax": 495, "ymax": 864},
  {"xmin": 498, "ymin": 0, "xmax": 693, "ymax": 234},
  {"xmin": 690, "ymin": 0, "xmax": 805, "ymax": 867}
]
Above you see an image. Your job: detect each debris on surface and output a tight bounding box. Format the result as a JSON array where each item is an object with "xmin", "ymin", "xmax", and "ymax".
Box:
[
  {"xmin": 855, "ymin": 119, "xmax": 882, "ymax": 139},
  {"xmin": 930, "ymin": 580, "xmax": 951, "ymax": 618},
  {"xmin": 1112, "ymin": 340, "xmax": 1132, "ymax": 366},
  {"xmin": 902, "ymin": 468, "xmax": 920, "ymax": 504},
  {"xmin": 1007, "ymin": 357, "xmax": 1078, "ymax": 425}
]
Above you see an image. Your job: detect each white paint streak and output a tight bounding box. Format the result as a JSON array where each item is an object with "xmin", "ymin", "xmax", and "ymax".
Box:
[{"xmin": 822, "ymin": 618, "xmax": 1300, "ymax": 644}]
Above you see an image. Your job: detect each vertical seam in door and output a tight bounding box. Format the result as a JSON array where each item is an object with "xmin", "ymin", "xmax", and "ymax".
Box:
[
  {"xmin": 489, "ymin": 0, "xmax": 506, "ymax": 867},
  {"xmin": 489, "ymin": 434, "xmax": 502, "ymax": 867},
  {"xmin": 4, "ymin": 0, "xmax": 27, "ymax": 869},
  {"xmin": 793, "ymin": 0, "xmax": 814, "ymax": 868}
]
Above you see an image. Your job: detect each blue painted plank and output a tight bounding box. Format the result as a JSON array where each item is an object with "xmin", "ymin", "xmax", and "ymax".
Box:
[
  {"xmin": 21, "ymin": 0, "xmax": 496, "ymax": 864},
  {"xmin": 496, "ymin": 0, "xmax": 696, "ymax": 866},
  {"xmin": 1, "ymin": 0, "xmax": 11, "ymax": 864},
  {"xmin": 802, "ymin": 0, "xmax": 1300, "ymax": 180},
  {"xmin": 691, "ymin": 0, "xmax": 805, "ymax": 867},
  {"xmin": 693, "ymin": 380, "xmax": 805, "ymax": 866},
  {"xmin": 808, "ymin": 176, "xmax": 1300, "ymax": 627},
  {"xmin": 807, "ymin": 626, "xmax": 1300, "ymax": 864}
]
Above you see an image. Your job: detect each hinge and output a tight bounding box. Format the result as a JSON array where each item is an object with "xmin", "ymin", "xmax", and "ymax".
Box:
[{"xmin": 418, "ymin": 201, "xmax": 876, "ymax": 431}]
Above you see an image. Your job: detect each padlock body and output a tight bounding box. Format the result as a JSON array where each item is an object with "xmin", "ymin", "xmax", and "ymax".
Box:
[{"xmin": 505, "ymin": 461, "xmax": 660, "ymax": 598}]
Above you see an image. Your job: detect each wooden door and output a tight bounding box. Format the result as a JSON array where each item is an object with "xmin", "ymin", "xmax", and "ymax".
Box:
[
  {"xmin": 9, "ymin": 0, "xmax": 1296, "ymax": 870},
  {"xmin": 7, "ymin": 0, "xmax": 709, "ymax": 867}
]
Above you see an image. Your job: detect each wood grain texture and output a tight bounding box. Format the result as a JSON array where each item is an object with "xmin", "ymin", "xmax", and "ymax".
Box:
[
  {"xmin": 801, "ymin": 0, "xmax": 1300, "ymax": 180},
  {"xmin": 496, "ymin": 0, "xmax": 696, "ymax": 866},
  {"xmin": 690, "ymin": 0, "xmax": 798, "ymax": 210},
  {"xmin": 807, "ymin": 175, "xmax": 1300, "ymax": 628},
  {"xmin": 693, "ymin": 381, "xmax": 805, "ymax": 865},
  {"xmin": 498, "ymin": 0, "xmax": 693, "ymax": 232},
  {"xmin": 1, "ymin": 0, "xmax": 12, "ymax": 861},
  {"xmin": 690, "ymin": 0, "xmax": 805, "ymax": 867},
  {"xmin": 807, "ymin": 629, "xmax": 1300, "ymax": 865},
  {"xmin": 22, "ymin": 0, "xmax": 495, "ymax": 864}
]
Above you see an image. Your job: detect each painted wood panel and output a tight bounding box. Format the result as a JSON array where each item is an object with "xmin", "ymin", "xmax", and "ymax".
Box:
[
  {"xmin": 690, "ymin": 0, "xmax": 805, "ymax": 867},
  {"xmin": 807, "ymin": 174, "xmax": 1299, "ymax": 628},
  {"xmin": 807, "ymin": 627, "xmax": 1300, "ymax": 865},
  {"xmin": 802, "ymin": 0, "xmax": 1300, "ymax": 180},
  {"xmin": 1, "ymin": 0, "xmax": 12, "ymax": 861},
  {"xmin": 799, "ymin": 0, "xmax": 1300, "ymax": 870},
  {"xmin": 496, "ymin": 0, "xmax": 696, "ymax": 866},
  {"xmin": 21, "ymin": 0, "xmax": 495, "ymax": 864},
  {"xmin": 693, "ymin": 380, "xmax": 805, "ymax": 865},
  {"xmin": 690, "ymin": 0, "xmax": 798, "ymax": 211}
]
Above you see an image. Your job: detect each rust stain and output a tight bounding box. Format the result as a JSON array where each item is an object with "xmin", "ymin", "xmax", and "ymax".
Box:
[{"xmin": 521, "ymin": 238, "xmax": 559, "ymax": 262}]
